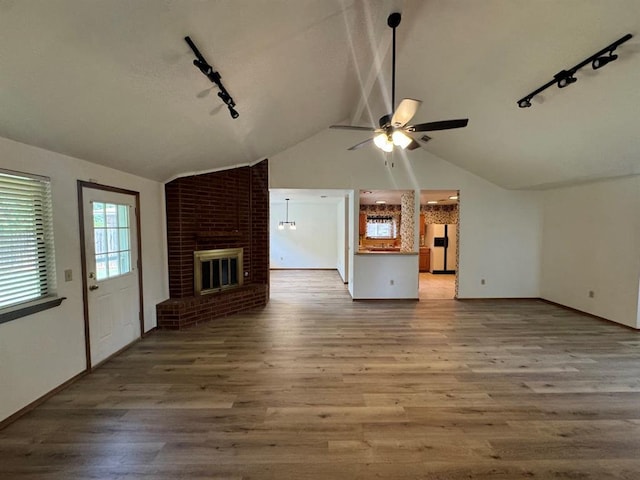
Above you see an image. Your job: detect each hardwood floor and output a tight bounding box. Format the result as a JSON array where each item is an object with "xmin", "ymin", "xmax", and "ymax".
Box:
[
  {"xmin": 419, "ymin": 272, "xmax": 456, "ymax": 299},
  {"xmin": 2, "ymin": 269, "xmax": 640, "ymax": 479}
]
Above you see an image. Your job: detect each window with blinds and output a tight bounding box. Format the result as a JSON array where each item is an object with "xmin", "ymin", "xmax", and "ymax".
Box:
[
  {"xmin": 0, "ymin": 169, "xmax": 56, "ymax": 310},
  {"xmin": 366, "ymin": 216, "xmax": 397, "ymax": 239}
]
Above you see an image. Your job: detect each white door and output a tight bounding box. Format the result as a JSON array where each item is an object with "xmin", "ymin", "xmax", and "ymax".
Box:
[{"xmin": 83, "ymin": 188, "xmax": 140, "ymax": 367}]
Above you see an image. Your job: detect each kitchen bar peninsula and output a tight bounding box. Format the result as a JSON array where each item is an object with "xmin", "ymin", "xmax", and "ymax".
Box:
[{"xmin": 352, "ymin": 250, "xmax": 419, "ymax": 300}]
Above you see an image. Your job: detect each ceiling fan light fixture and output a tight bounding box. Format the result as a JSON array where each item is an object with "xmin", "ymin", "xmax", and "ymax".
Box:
[
  {"xmin": 392, "ymin": 130, "xmax": 412, "ymax": 149},
  {"xmin": 374, "ymin": 133, "xmax": 393, "ymax": 152}
]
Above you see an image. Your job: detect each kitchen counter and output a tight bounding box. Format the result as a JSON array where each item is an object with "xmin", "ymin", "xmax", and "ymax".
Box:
[{"xmin": 356, "ymin": 250, "xmax": 418, "ymax": 255}]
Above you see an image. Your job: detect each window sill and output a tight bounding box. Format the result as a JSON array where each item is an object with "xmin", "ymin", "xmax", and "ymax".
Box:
[{"xmin": 0, "ymin": 297, "xmax": 67, "ymax": 325}]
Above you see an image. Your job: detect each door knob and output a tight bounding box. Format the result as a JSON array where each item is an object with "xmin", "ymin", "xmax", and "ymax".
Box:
[{"xmin": 89, "ymin": 285, "xmax": 99, "ymax": 291}]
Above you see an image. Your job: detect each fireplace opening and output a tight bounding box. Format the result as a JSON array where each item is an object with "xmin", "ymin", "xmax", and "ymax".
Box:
[{"xmin": 194, "ymin": 248, "xmax": 243, "ymax": 295}]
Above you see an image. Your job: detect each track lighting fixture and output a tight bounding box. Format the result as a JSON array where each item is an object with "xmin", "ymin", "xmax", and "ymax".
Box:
[
  {"xmin": 517, "ymin": 98, "xmax": 532, "ymax": 109},
  {"xmin": 556, "ymin": 71, "xmax": 577, "ymax": 88},
  {"xmin": 592, "ymin": 52, "xmax": 618, "ymax": 70},
  {"xmin": 516, "ymin": 33, "xmax": 632, "ymax": 108},
  {"xmin": 184, "ymin": 36, "xmax": 239, "ymax": 119}
]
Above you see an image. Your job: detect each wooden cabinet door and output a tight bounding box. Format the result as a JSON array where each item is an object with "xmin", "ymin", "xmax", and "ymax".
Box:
[
  {"xmin": 419, "ymin": 248, "xmax": 430, "ymax": 272},
  {"xmin": 419, "ymin": 214, "xmax": 425, "ymax": 236},
  {"xmin": 359, "ymin": 213, "xmax": 367, "ymax": 235}
]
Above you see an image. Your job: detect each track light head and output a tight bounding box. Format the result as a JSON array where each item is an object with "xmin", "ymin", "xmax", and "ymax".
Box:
[
  {"xmin": 218, "ymin": 91, "xmax": 235, "ymax": 108},
  {"xmin": 228, "ymin": 106, "xmax": 239, "ymax": 119},
  {"xmin": 592, "ymin": 52, "xmax": 618, "ymax": 70},
  {"xmin": 557, "ymin": 74, "xmax": 577, "ymax": 89},
  {"xmin": 193, "ymin": 59, "xmax": 211, "ymax": 76},
  {"xmin": 518, "ymin": 98, "xmax": 532, "ymax": 108}
]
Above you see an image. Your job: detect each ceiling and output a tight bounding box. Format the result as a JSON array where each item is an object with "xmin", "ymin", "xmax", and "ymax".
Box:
[
  {"xmin": 270, "ymin": 189, "xmax": 349, "ymax": 204},
  {"xmin": 0, "ymin": 1, "xmax": 639, "ymax": 189},
  {"xmin": 360, "ymin": 189, "xmax": 458, "ymax": 205}
]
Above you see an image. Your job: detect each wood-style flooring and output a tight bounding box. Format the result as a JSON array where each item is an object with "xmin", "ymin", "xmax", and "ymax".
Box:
[
  {"xmin": 419, "ymin": 272, "xmax": 456, "ymax": 299},
  {"xmin": 2, "ymin": 269, "xmax": 640, "ymax": 479}
]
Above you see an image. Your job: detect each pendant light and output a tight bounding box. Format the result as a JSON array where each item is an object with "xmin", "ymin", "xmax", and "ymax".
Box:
[{"xmin": 278, "ymin": 198, "xmax": 296, "ymax": 230}]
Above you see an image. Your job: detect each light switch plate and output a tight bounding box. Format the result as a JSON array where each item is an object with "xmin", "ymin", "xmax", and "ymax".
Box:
[{"xmin": 64, "ymin": 269, "xmax": 72, "ymax": 282}]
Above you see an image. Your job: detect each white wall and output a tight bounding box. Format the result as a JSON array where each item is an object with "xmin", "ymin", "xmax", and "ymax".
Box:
[
  {"xmin": 269, "ymin": 128, "xmax": 542, "ymax": 299},
  {"xmin": 270, "ymin": 201, "xmax": 338, "ymax": 269},
  {"xmin": 353, "ymin": 254, "xmax": 419, "ymax": 299},
  {"xmin": 0, "ymin": 136, "xmax": 168, "ymax": 422},
  {"xmin": 336, "ymin": 197, "xmax": 348, "ymax": 282},
  {"xmin": 540, "ymin": 176, "xmax": 640, "ymax": 329}
]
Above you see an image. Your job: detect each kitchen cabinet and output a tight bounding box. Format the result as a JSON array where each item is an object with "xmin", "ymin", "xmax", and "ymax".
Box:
[
  {"xmin": 419, "ymin": 247, "xmax": 430, "ymax": 272},
  {"xmin": 359, "ymin": 213, "xmax": 367, "ymax": 236},
  {"xmin": 419, "ymin": 214, "xmax": 425, "ymax": 236}
]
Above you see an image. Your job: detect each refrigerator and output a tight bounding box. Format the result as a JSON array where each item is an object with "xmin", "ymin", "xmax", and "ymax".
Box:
[{"xmin": 426, "ymin": 224, "xmax": 457, "ymax": 274}]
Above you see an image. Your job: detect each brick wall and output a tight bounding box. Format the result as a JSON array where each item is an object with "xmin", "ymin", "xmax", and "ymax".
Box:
[{"xmin": 157, "ymin": 160, "xmax": 269, "ymax": 329}]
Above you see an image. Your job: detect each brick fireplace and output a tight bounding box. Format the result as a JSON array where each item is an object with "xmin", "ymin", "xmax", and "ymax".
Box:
[{"xmin": 156, "ymin": 160, "xmax": 269, "ymax": 329}]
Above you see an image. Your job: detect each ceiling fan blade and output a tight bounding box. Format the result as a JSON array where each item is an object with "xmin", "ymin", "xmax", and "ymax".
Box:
[
  {"xmin": 406, "ymin": 139, "xmax": 421, "ymax": 151},
  {"xmin": 330, "ymin": 125, "xmax": 375, "ymax": 132},
  {"xmin": 409, "ymin": 119, "xmax": 469, "ymax": 132},
  {"xmin": 391, "ymin": 98, "xmax": 422, "ymax": 127},
  {"xmin": 347, "ymin": 137, "xmax": 374, "ymax": 151}
]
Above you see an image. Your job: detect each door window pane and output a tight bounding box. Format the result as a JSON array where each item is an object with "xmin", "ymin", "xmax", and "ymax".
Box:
[
  {"xmin": 96, "ymin": 254, "xmax": 108, "ymax": 280},
  {"xmin": 94, "ymin": 229, "xmax": 107, "ymax": 254},
  {"xmin": 92, "ymin": 202, "xmax": 132, "ymax": 280}
]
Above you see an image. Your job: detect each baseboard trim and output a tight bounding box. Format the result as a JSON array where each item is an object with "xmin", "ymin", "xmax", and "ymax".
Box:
[
  {"xmin": 270, "ymin": 268, "xmax": 337, "ymax": 271},
  {"xmin": 353, "ymin": 298, "xmax": 419, "ymax": 301},
  {"xmin": 457, "ymin": 297, "xmax": 539, "ymax": 301},
  {"xmin": 2, "ymin": 334, "xmax": 152, "ymax": 430},
  {"xmin": 0, "ymin": 370, "xmax": 87, "ymax": 431},
  {"xmin": 459, "ymin": 297, "xmax": 637, "ymax": 331},
  {"xmin": 142, "ymin": 326, "xmax": 157, "ymax": 338},
  {"xmin": 540, "ymin": 298, "xmax": 638, "ymax": 331}
]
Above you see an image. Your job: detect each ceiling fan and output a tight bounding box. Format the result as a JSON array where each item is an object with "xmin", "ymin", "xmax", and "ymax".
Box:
[{"xmin": 330, "ymin": 12, "xmax": 469, "ymax": 152}]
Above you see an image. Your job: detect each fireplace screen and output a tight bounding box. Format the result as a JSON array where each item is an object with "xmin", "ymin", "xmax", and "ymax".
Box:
[{"xmin": 194, "ymin": 248, "xmax": 243, "ymax": 295}]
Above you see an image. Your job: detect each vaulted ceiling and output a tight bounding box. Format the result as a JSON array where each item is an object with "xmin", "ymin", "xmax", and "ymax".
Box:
[{"xmin": 0, "ymin": 0, "xmax": 638, "ymax": 189}]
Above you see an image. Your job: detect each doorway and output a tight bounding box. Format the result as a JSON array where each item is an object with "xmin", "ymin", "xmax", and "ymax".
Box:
[
  {"xmin": 419, "ymin": 190, "xmax": 459, "ymax": 300},
  {"xmin": 78, "ymin": 182, "xmax": 143, "ymax": 368}
]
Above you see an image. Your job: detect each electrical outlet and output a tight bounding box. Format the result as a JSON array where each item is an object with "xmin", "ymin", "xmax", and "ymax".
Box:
[
  {"xmin": 64, "ymin": 269, "xmax": 72, "ymax": 282},
  {"xmin": 588, "ymin": 290, "xmax": 595, "ymax": 298},
  {"xmin": 481, "ymin": 278, "xmax": 486, "ymax": 285}
]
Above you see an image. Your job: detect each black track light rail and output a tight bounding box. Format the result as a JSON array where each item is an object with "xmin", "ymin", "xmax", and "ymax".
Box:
[
  {"xmin": 184, "ymin": 36, "xmax": 239, "ymax": 119},
  {"xmin": 517, "ymin": 33, "xmax": 632, "ymax": 108}
]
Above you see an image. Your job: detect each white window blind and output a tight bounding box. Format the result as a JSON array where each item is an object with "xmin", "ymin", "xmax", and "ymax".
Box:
[{"xmin": 0, "ymin": 169, "xmax": 56, "ymax": 309}]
